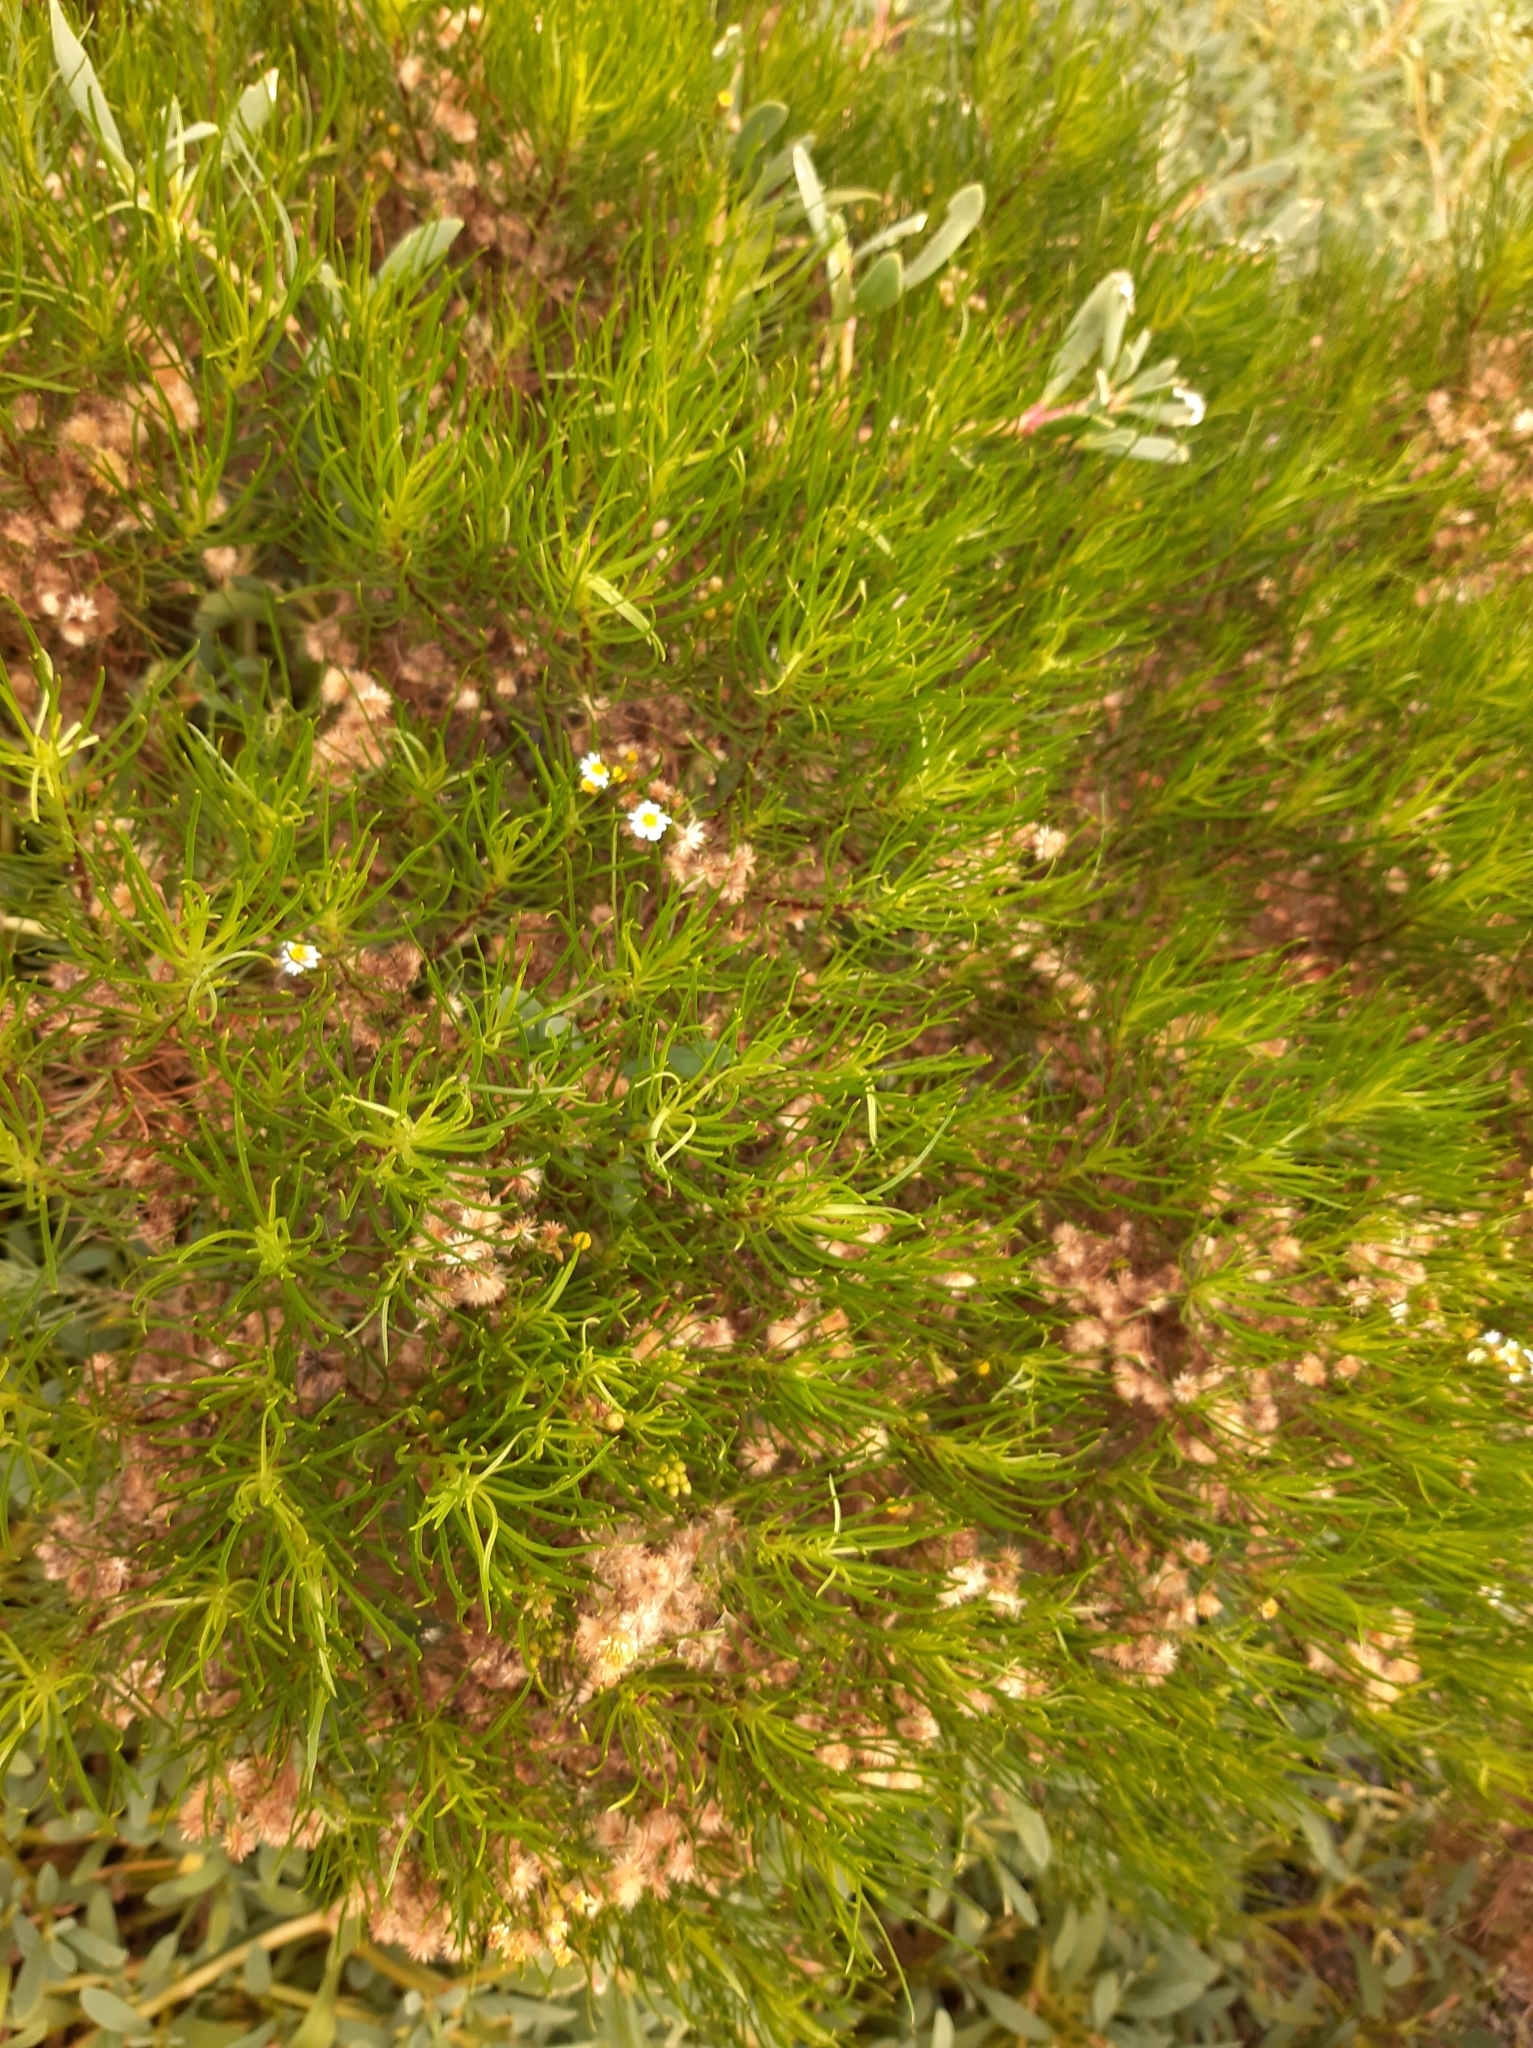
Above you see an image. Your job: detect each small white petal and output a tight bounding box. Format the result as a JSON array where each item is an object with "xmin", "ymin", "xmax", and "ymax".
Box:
[{"xmin": 1173, "ymin": 384, "xmax": 1206, "ymax": 426}]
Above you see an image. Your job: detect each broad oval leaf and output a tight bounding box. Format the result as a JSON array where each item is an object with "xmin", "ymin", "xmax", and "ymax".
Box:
[
  {"xmin": 373, "ymin": 217, "xmax": 465, "ymax": 296},
  {"xmin": 853, "ymin": 250, "xmax": 904, "ymax": 314},
  {"xmin": 901, "ymin": 181, "xmax": 985, "ymax": 291},
  {"xmin": 1040, "ymin": 271, "xmax": 1135, "ymax": 405},
  {"xmin": 732, "ymin": 99, "xmax": 787, "ymax": 169},
  {"xmin": 49, "ymin": 0, "xmax": 132, "ymax": 186},
  {"xmin": 974, "ymin": 1983, "xmax": 1053, "ymax": 2042},
  {"xmin": 1120, "ymin": 433, "xmax": 1190, "ymax": 464},
  {"xmin": 230, "ymin": 68, "xmax": 280, "ymax": 150},
  {"xmin": 747, "ymin": 131, "xmax": 813, "ymax": 207},
  {"xmin": 1122, "ymin": 1973, "xmax": 1217, "ymax": 2019},
  {"xmin": 68, "ymin": 1924, "xmax": 129, "ymax": 1970},
  {"xmin": 146, "ymin": 1857, "xmax": 227, "ymax": 1905},
  {"xmin": 1005, "ymin": 1792, "xmax": 1052, "ymax": 1871},
  {"xmin": 10, "ymin": 1948, "xmax": 47, "ymax": 2027},
  {"xmin": 791, "ymin": 142, "xmax": 828, "ymax": 240},
  {"xmin": 1089, "ymin": 1968, "xmax": 1122, "ymax": 2028},
  {"xmin": 852, "ymin": 212, "xmax": 927, "ymax": 264},
  {"xmin": 79, "ymin": 1986, "xmax": 153, "ymax": 2039}
]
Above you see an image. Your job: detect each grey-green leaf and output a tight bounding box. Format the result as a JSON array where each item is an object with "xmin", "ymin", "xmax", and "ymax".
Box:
[
  {"xmin": 1298, "ymin": 1808, "xmax": 1350, "ymax": 1880},
  {"xmin": 1123, "ymin": 434, "xmax": 1189, "ymax": 463},
  {"xmin": 146, "ymin": 1858, "xmax": 227, "ymax": 1905},
  {"xmin": 1053, "ymin": 1898, "xmax": 1106, "ymax": 1987},
  {"xmin": 10, "ymin": 1949, "xmax": 44, "ymax": 2028},
  {"xmin": 67, "ymin": 1925, "xmax": 128, "ymax": 1970},
  {"xmin": 853, "ymin": 251, "xmax": 904, "ymax": 314},
  {"xmin": 791, "ymin": 143, "xmax": 829, "ymax": 241},
  {"xmin": 49, "ymin": 0, "xmax": 132, "ymax": 186},
  {"xmin": 44, "ymin": 1935, "xmax": 77, "ymax": 1979},
  {"xmin": 852, "ymin": 213, "xmax": 928, "ymax": 266},
  {"xmin": 973, "ymin": 1983, "xmax": 1052, "ymax": 2042},
  {"xmin": 996, "ymin": 1861, "xmax": 1040, "ymax": 1925},
  {"xmin": 747, "ymin": 132, "xmax": 812, "ymax": 206},
  {"xmin": 1123, "ymin": 1974, "xmax": 1216, "ymax": 2019},
  {"xmin": 230, "ymin": 69, "xmax": 280, "ymax": 150},
  {"xmin": 139, "ymin": 1929, "xmax": 180, "ymax": 1990},
  {"xmin": 1040, "ymin": 272, "xmax": 1135, "ymax": 405},
  {"xmin": 1005, "ymin": 1793, "xmax": 1052, "ymax": 1871},
  {"xmin": 732, "ymin": 100, "xmax": 787, "ymax": 169},
  {"xmin": 901, "ymin": 182, "xmax": 985, "ymax": 291},
  {"xmin": 79, "ymin": 1987, "xmax": 153, "ymax": 2039},
  {"xmin": 289, "ymin": 1946, "xmax": 343, "ymax": 2048},
  {"xmin": 1123, "ymin": 1940, "xmax": 1219, "ymax": 2019},
  {"xmin": 1090, "ymin": 1970, "xmax": 1122, "ymax": 2027},
  {"xmin": 85, "ymin": 1883, "xmax": 120, "ymax": 1946},
  {"xmin": 373, "ymin": 217, "xmax": 464, "ymax": 296},
  {"xmin": 1079, "ymin": 425, "xmax": 1189, "ymax": 464}
]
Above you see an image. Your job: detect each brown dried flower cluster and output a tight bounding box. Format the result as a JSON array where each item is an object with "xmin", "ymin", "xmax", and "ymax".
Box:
[
  {"xmin": 179, "ymin": 1751, "xmax": 335, "ymax": 1863},
  {"xmin": 592, "ymin": 1799, "xmax": 725, "ymax": 1907},
  {"xmin": 1413, "ymin": 331, "xmax": 1533, "ymax": 606},
  {"xmin": 570, "ymin": 1518, "xmax": 730, "ymax": 1700},
  {"xmin": 1041, "ymin": 1220, "xmax": 1202, "ymax": 1414},
  {"xmin": 1306, "ymin": 1610, "xmax": 1421, "ymax": 1709},
  {"xmin": 312, "ymin": 663, "xmax": 395, "ymax": 784},
  {"xmin": 1343, "ymin": 1225, "xmax": 1436, "ymax": 1320},
  {"xmin": 34, "ymin": 1407, "xmax": 171, "ymax": 1610},
  {"xmin": 1081, "ymin": 1539, "xmax": 1226, "ymax": 1687},
  {"xmin": 1, "ymin": 353, "xmax": 206, "ymax": 675},
  {"xmin": 935, "ymin": 1539, "xmax": 1025, "ymax": 1619},
  {"xmin": 376, "ymin": 4, "xmax": 587, "ymax": 304},
  {"xmin": 1011, "ymin": 925, "xmax": 1096, "ymax": 1014},
  {"xmin": 663, "ymin": 819, "xmax": 757, "ymax": 903}
]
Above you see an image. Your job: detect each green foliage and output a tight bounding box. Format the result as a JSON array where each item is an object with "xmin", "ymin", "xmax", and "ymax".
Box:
[
  {"xmin": 1104, "ymin": 0, "xmax": 1533, "ymax": 255},
  {"xmin": 0, "ymin": 1756, "xmax": 1513, "ymax": 2046},
  {"xmin": 831, "ymin": 1774, "xmax": 1511, "ymax": 2046},
  {"xmin": 0, "ymin": 0, "xmax": 1532, "ymax": 2040}
]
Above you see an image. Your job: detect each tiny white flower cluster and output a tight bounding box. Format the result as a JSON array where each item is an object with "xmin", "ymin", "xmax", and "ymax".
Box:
[{"xmin": 1468, "ymin": 1329, "xmax": 1532, "ymax": 1384}]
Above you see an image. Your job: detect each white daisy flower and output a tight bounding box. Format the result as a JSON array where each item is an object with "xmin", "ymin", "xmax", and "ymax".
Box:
[
  {"xmin": 578, "ymin": 752, "xmax": 611, "ymax": 792},
  {"xmin": 627, "ymin": 800, "xmax": 672, "ymax": 843},
  {"xmin": 278, "ymin": 940, "xmax": 321, "ymax": 976}
]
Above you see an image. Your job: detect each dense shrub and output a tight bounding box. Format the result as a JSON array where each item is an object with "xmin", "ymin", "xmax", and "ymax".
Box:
[{"xmin": 2, "ymin": 0, "xmax": 1533, "ymax": 2041}]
